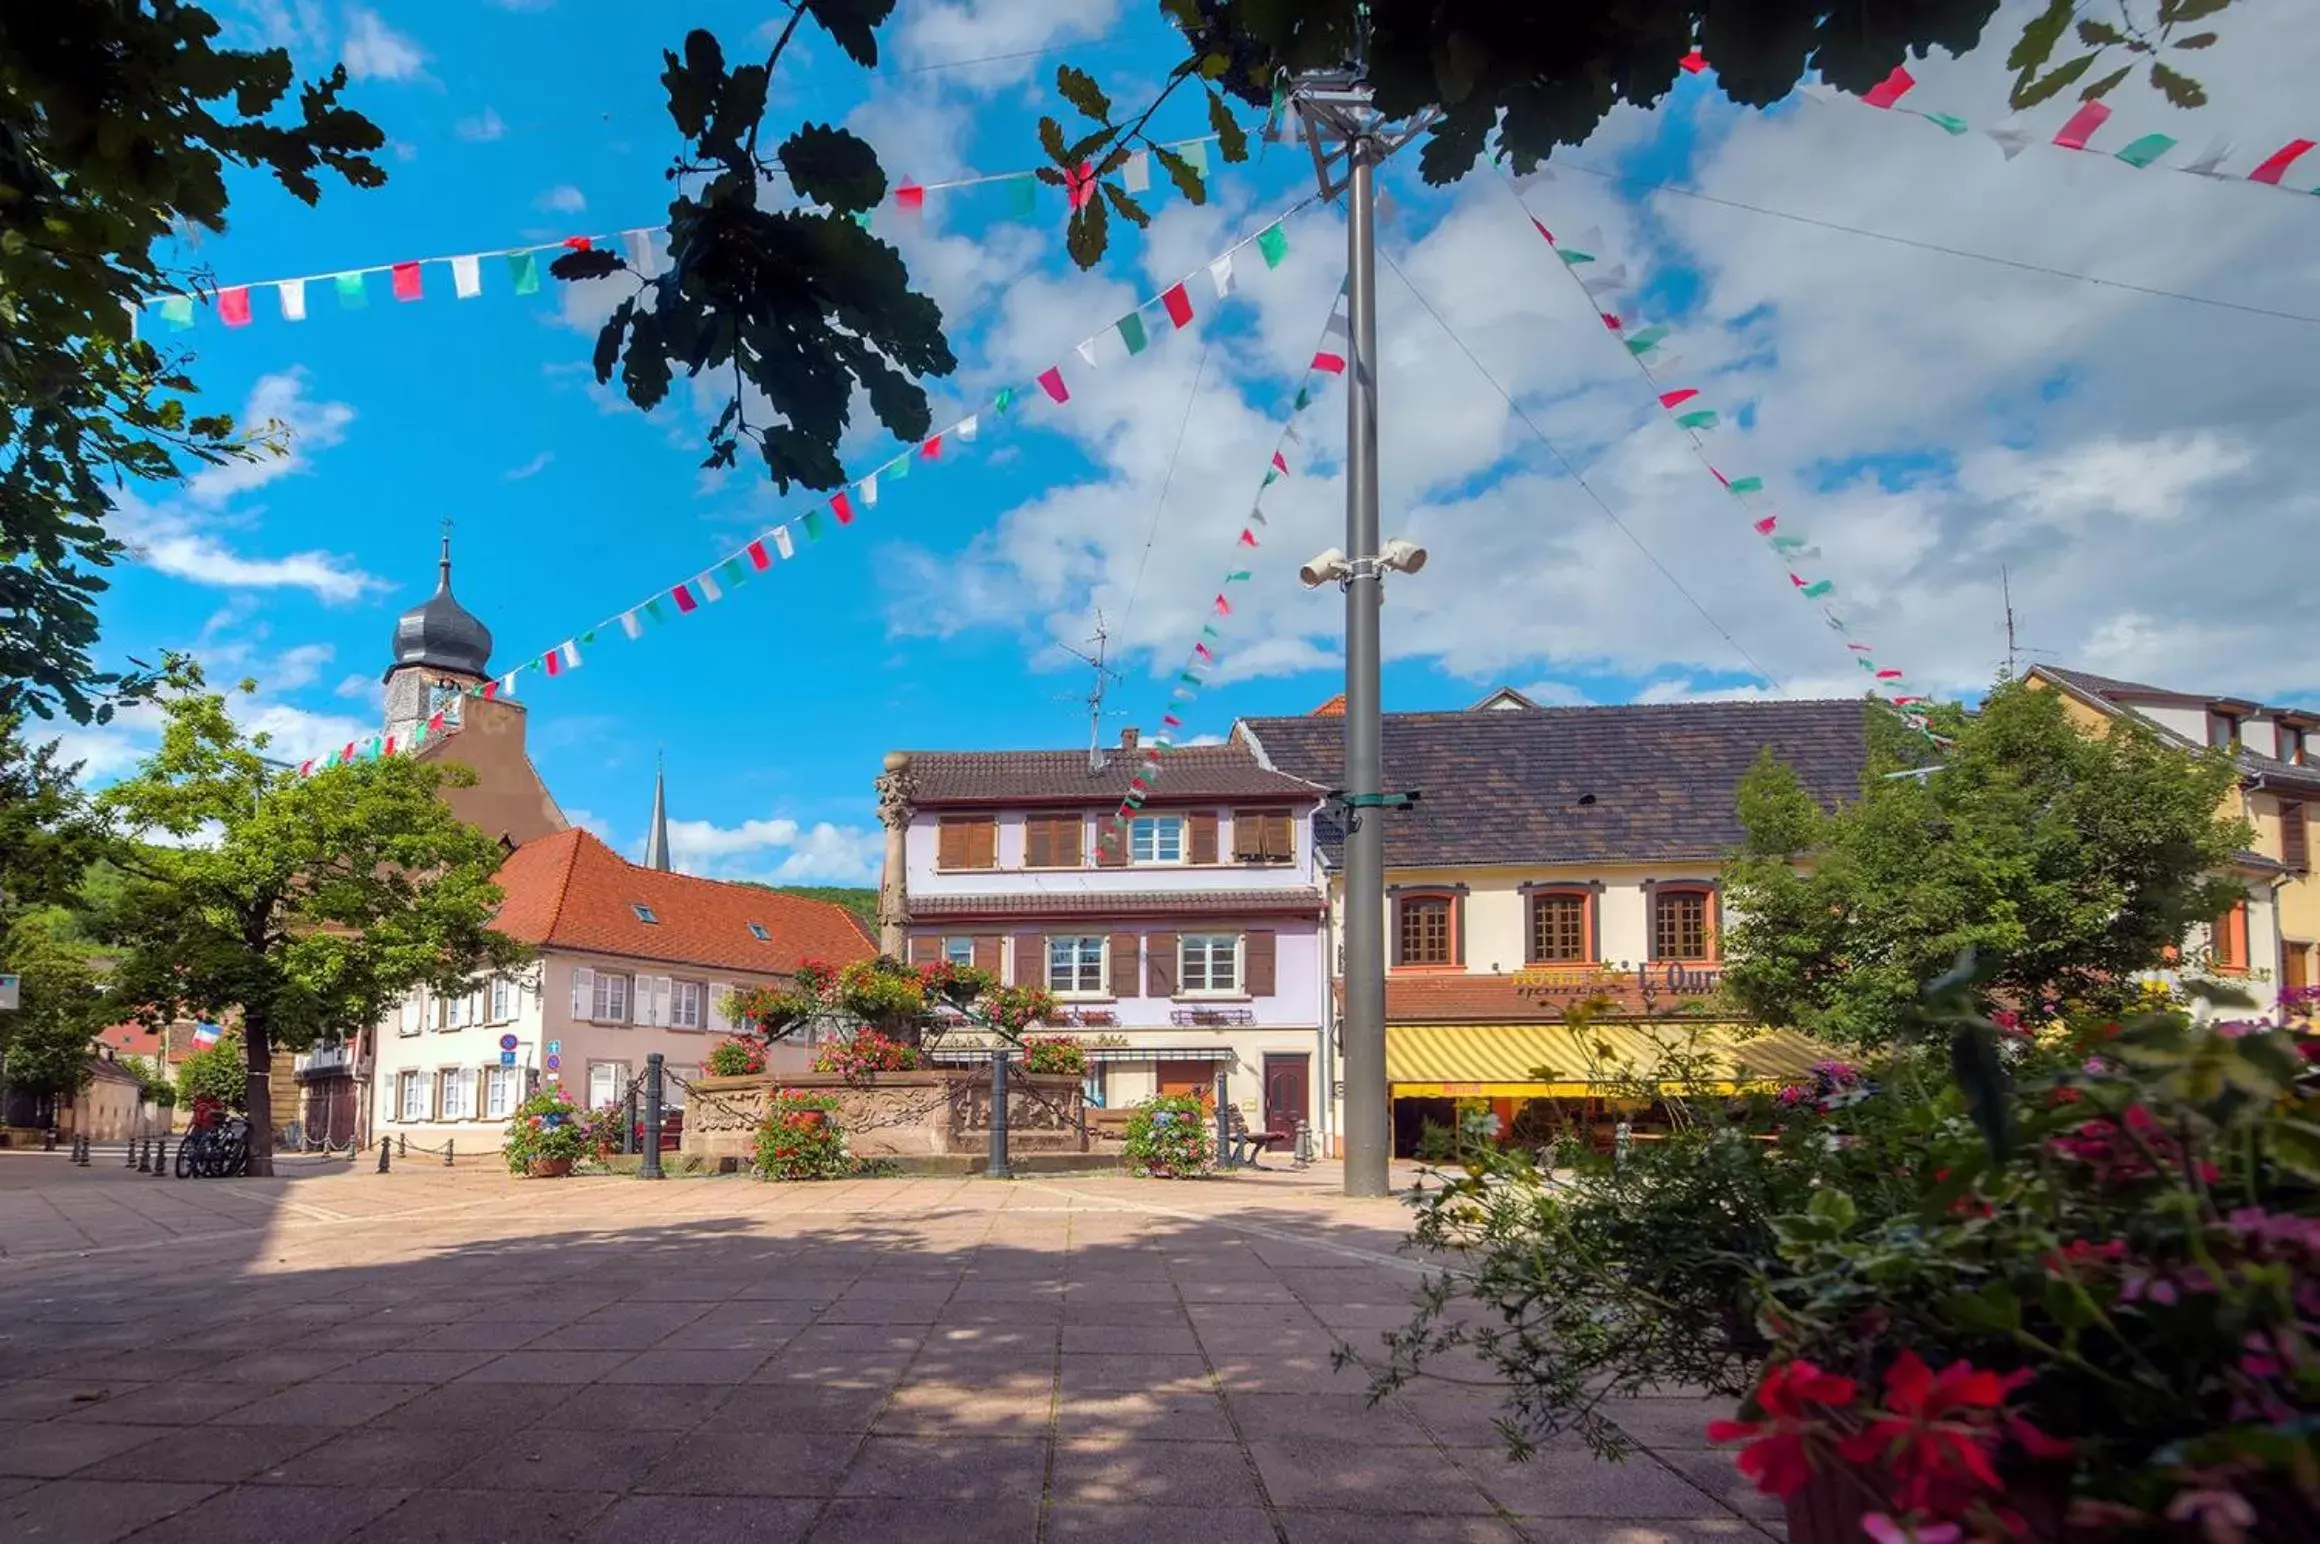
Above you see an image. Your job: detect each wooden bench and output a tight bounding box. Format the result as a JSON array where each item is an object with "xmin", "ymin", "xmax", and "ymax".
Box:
[{"xmin": 1222, "ymin": 1104, "xmax": 1292, "ymax": 1167}]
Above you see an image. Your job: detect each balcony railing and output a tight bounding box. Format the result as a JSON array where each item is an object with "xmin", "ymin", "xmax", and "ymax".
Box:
[
  {"xmin": 1169, "ymin": 1006, "xmax": 1255, "ymax": 1028},
  {"xmin": 293, "ymin": 1044, "xmax": 354, "ymax": 1080}
]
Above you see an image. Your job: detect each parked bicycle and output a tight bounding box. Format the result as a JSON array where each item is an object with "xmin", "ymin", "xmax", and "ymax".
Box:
[{"xmin": 174, "ymin": 1108, "xmax": 251, "ymax": 1178}]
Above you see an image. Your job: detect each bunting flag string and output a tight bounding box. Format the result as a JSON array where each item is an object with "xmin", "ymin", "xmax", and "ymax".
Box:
[
  {"xmin": 382, "ymin": 202, "xmax": 1317, "ymax": 729},
  {"xmin": 137, "ymin": 136, "xmax": 1231, "ymax": 333},
  {"xmin": 1513, "ymin": 189, "xmax": 1932, "ymax": 734},
  {"xmin": 1676, "ymin": 51, "xmax": 2320, "ymax": 203},
  {"xmin": 1101, "ymin": 280, "xmax": 1355, "ymax": 846},
  {"xmin": 292, "ymin": 712, "xmax": 464, "ymax": 779}
]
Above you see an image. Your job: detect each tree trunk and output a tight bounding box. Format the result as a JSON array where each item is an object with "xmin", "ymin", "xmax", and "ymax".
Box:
[{"xmin": 242, "ymin": 1012, "xmax": 275, "ymax": 1178}]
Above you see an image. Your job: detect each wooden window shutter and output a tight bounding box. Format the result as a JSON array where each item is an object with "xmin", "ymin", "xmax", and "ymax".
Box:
[
  {"xmin": 1146, "ymin": 932, "xmax": 1179, "ymax": 997},
  {"xmin": 1011, "ymin": 933, "xmax": 1044, "ymax": 987},
  {"xmin": 1454, "ymin": 893, "xmax": 1467, "ymax": 966},
  {"xmin": 1106, "ymin": 933, "xmax": 1140, "ymax": 996},
  {"xmin": 972, "ymin": 936, "xmax": 1001, "ymax": 975},
  {"xmin": 907, "ymin": 934, "xmax": 938, "ymax": 966},
  {"xmin": 569, "ymin": 966, "xmax": 595, "ymax": 1018},
  {"xmin": 2284, "ymin": 802, "xmax": 2309, "ymax": 871},
  {"xmin": 1244, "ymin": 931, "xmax": 1277, "ymax": 996},
  {"xmin": 967, "ymin": 818, "xmax": 997, "ymax": 870},
  {"xmin": 1024, "ymin": 818, "xmax": 1051, "ymax": 870},
  {"xmin": 1189, "ymin": 811, "xmax": 1219, "ymax": 864},
  {"xmin": 1269, "ymin": 811, "xmax": 1293, "ymax": 858},
  {"xmin": 1056, "ymin": 816, "xmax": 1084, "ymax": 869},
  {"xmin": 937, "ymin": 819, "xmax": 966, "ymax": 870}
]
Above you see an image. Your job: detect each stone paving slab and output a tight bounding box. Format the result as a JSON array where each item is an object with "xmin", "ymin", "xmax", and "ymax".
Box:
[{"xmin": 0, "ymin": 1152, "xmax": 1776, "ymax": 1542}]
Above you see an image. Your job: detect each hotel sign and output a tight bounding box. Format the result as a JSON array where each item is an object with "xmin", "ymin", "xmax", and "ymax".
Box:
[{"xmin": 1513, "ymin": 963, "xmax": 1723, "ymax": 998}]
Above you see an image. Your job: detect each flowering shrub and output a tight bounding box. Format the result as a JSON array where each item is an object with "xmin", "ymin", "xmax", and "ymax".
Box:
[
  {"xmin": 811, "ymin": 1027, "xmax": 920, "ymax": 1082},
  {"xmin": 729, "ymin": 954, "xmax": 1051, "ymax": 1052},
  {"xmin": 503, "ymin": 1089, "xmax": 589, "ymax": 1173},
  {"xmin": 1022, "ymin": 1036, "xmax": 1087, "ymax": 1076},
  {"xmin": 754, "ymin": 1089, "xmax": 847, "ymax": 1180},
  {"xmin": 1124, "ymin": 1092, "xmax": 1214, "ymax": 1177},
  {"xmin": 706, "ymin": 1037, "xmax": 766, "ymax": 1077}
]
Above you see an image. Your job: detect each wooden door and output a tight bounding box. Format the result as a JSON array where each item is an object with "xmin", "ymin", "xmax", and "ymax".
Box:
[{"xmin": 1262, "ymin": 1054, "xmax": 1310, "ymax": 1136}]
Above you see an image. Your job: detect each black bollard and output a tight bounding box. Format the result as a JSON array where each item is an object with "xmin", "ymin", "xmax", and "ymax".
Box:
[
  {"xmin": 136, "ymin": 1139, "xmax": 150, "ymax": 1173},
  {"xmin": 986, "ymin": 1046, "xmax": 1013, "ymax": 1179},
  {"xmin": 1213, "ymin": 1068, "xmax": 1232, "ymax": 1168},
  {"xmin": 125, "ymin": 1136, "xmax": 137, "ymax": 1167},
  {"xmin": 151, "ymin": 1138, "xmax": 167, "ymax": 1176},
  {"xmin": 377, "ymin": 1135, "xmax": 391, "ymax": 1173},
  {"xmin": 622, "ymin": 1083, "xmax": 638, "ymax": 1157},
  {"xmin": 43, "ymin": 1128, "xmax": 55, "ymax": 1152},
  {"xmin": 443, "ymin": 1138, "xmax": 454, "ymax": 1168},
  {"xmin": 397, "ymin": 1133, "xmax": 406, "ymax": 1158},
  {"xmin": 639, "ymin": 1055, "xmax": 665, "ymax": 1181}
]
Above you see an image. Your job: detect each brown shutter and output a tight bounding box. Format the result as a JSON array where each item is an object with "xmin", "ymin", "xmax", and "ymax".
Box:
[
  {"xmin": 1454, "ymin": 893, "xmax": 1467, "ymax": 967},
  {"xmin": 1146, "ymin": 932, "xmax": 1179, "ymax": 998},
  {"xmin": 972, "ymin": 936, "xmax": 1001, "ymax": 975},
  {"xmin": 1268, "ymin": 811, "xmax": 1293, "ymax": 860},
  {"xmin": 937, "ymin": 820, "xmax": 965, "ymax": 870},
  {"xmin": 1011, "ymin": 933, "xmax": 1044, "ymax": 988},
  {"xmin": 2285, "ymin": 802, "xmax": 2309, "ymax": 871},
  {"xmin": 907, "ymin": 934, "xmax": 938, "ymax": 966},
  {"xmin": 967, "ymin": 819, "xmax": 997, "ymax": 870},
  {"xmin": 1107, "ymin": 933, "xmax": 1140, "ymax": 997},
  {"xmin": 1189, "ymin": 811, "xmax": 1218, "ymax": 865},
  {"xmin": 1056, "ymin": 815, "xmax": 1084, "ymax": 870},
  {"xmin": 1244, "ymin": 931, "xmax": 1277, "ymax": 996}
]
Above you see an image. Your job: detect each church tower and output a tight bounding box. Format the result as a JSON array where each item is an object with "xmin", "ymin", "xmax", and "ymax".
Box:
[
  {"xmin": 381, "ymin": 528, "xmax": 567, "ymax": 848},
  {"xmin": 643, "ymin": 758, "xmax": 672, "ymax": 871}
]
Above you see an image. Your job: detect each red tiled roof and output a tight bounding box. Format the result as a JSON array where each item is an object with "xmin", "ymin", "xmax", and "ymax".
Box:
[
  {"xmin": 490, "ymin": 828, "xmax": 875, "ymax": 975},
  {"xmin": 908, "ymin": 889, "xmax": 1322, "ymax": 920},
  {"xmin": 93, "ymin": 1021, "xmax": 169, "ymax": 1059},
  {"xmin": 1311, "ymin": 694, "xmax": 1346, "ymax": 716}
]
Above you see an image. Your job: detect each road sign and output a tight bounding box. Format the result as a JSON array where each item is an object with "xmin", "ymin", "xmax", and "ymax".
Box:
[
  {"xmin": 499, "ymin": 1050, "xmax": 517, "ymax": 1066},
  {"xmin": 545, "ymin": 1054, "xmax": 562, "ymax": 1071},
  {"xmin": 546, "ymin": 1039, "xmax": 562, "ymax": 1054},
  {"xmin": 499, "ymin": 1033, "xmax": 518, "ymax": 1051}
]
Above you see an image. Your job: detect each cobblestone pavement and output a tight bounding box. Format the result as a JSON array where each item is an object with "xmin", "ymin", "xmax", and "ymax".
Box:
[{"xmin": 0, "ymin": 1151, "xmax": 1776, "ymax": 1543}]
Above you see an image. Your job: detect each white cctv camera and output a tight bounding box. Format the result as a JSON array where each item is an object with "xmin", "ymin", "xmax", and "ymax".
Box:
[{"xmin": 1298, "ymin": 548, "xmax": 1350, "ymax": 589}]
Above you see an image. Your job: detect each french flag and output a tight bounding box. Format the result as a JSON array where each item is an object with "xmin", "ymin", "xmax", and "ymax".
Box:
[{"xmin": 191, "ymin": 1022, "xmax": 222, "ymax": 1050}]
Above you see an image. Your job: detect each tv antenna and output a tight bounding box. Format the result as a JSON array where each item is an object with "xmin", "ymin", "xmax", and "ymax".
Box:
[
  {"xmin": 2002, "ymin": 565, "xmax": 2019, "ymax": 678},
  {"xmin": 1058, "ymin": 611, "xmax": 1125, "ymax": 772}
]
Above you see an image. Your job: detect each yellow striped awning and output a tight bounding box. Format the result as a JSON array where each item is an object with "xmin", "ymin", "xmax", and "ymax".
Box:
[{"xmin": 1385, "ymin": 1022, "xmax": 1833, "ymax": 1099}]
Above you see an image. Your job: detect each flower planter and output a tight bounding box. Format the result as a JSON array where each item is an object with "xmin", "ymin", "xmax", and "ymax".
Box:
[
  {"xmin": 526, "ymin": 1156, "xmax": 574, "ymax": 1179},
  {"xmin": 1784, "ymin": 1461, "xmax": 2091, "ymax": 1544}
]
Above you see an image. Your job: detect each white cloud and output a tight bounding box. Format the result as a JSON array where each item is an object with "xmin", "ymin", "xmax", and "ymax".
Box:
[
  {"xmin": 234, "ymin": 0, "xmax": 330, "ymax": 52},
  {"xmin": 341, "ymin": 5, "xmax": 428, "ymax": 82},
  {"xmin": 334, "ymin": 673, "xmax": 387, "ymax": 710},
  {"xmin": 894, "ymin": 0, "xmax": 1123, "ymax": 89},
  {"xmin": 663, "ymin": 816, "xmax": 883, "ymax": 884},
  {"xmin": 115, "ymin": 492, "xmax": 383, "ymax": 602},
  {"xmin": 185, "ymin": 368, "xmax": 356, "ymax": 506},
  {"xmin": 535, "ymin": 183, "xmax": 586, "ymax": 214},
  {"xmin": 270, "ymin": 643, "xmax": 336, "ymax": 692},
  {"xmin": 503, "ymin": 450, "xmax": 555, "ymax": 481},
  {"xmin": 455, "ymin": 106, "xmax": 506, "ymax": 142}
]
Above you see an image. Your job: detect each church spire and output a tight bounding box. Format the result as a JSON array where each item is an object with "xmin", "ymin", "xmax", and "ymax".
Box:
[{"xmin": 643, "ymin": 755, "xmax": 671, "ymax": 871}]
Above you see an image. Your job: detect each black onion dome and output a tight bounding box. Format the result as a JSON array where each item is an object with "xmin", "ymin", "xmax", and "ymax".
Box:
[{"xmin": 384, "ymin": 531, "xmax": 492, "ymax": 681}]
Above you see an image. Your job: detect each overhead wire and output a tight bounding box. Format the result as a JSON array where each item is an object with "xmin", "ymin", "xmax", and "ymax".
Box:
[
  {"xmin": 1117, "ymin": 339, "xmax": 1213, "ymax": 644},
  {"xmin": 1372, "ymin": 242, "xmax": 1787, "ymax": 695}
]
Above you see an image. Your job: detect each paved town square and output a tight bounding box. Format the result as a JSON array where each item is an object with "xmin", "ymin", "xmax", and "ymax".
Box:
[{"xmin": 0, "ymin": 1154, "xmax": 1770, "ymax": 1544}]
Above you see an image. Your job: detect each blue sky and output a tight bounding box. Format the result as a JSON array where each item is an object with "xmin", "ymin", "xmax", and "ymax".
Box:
[{"xmin": 69, "ymin": 0, "xmax": 2320, "ymax": 882}]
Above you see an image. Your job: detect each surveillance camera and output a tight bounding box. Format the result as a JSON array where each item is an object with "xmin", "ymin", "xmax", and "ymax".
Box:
[
  {"xmin": 1378, "ymin": 538, "xmax": 1428, "ymax": 575},
  {"xmin": 1299, "ymin": 548, "xmax": 1349, "ymax": 589}
]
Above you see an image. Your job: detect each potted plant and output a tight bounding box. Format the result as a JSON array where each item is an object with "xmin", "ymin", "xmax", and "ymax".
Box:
[
  {"xmin": 1124, "ymin": 1092, "xmax": 1215, "ymax": 1178},
  {"xmin": 811, "ymin": 1027, "xmax": 920, "ymax": 1083},
  {"xmin": 504, "ymin": 1088, "xmax": 589, "ymax": 1177},
  {"xmin": 755, "ymin": 1089, "xmax": 847, "ymax": 1180},
  {"xmin": 1023, "ymin": 1035, "xmax": 1088, "ymax": 1076}
]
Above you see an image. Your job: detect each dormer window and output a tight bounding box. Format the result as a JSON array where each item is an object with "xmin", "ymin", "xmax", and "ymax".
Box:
[
  {"xmin": 631, "ymin": 903, "xmax": 660, "ymax": 924},
  {"xmin": 747, "ymin": 922, "xmax": 771, "ymax": 942},
  {"xmin": 2207, "ymin": 712, "xmax": 2241, "ymax": 750}
]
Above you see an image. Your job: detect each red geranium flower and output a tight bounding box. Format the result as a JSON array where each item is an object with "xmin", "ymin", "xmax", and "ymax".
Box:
[
  {"xmin": 1838, "ymin": 1353, "xmax": 2061, "ymax": 1517},
  {"xmin": 1707, "ymin": 1358, "xmax": 1859, "ymax": 1497}
]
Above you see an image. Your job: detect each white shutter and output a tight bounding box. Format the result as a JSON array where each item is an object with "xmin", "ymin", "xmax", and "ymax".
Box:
[
  {"xmin": 708, "ymin": 983, "xmax": 731, "ymax": 1032},
  {"xmin": 398, "ymin": 994, "xmax": 420, "ymax": 1034},
  {"xmin": 651, "ymin": 975, "xmax": 673, "ymax": 1027},
  {"xmin": 570, "ymin": 965, "xmax": 595, "ymax": 1019}
]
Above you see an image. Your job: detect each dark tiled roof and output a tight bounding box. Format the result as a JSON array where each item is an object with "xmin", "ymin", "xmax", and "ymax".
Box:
[
  {"xmin": 909, "ymin": 889, "xmax": 1322, "ymax": 920},
  {"xmin": 2032, "ymin": 666, "xmax": 2320, "ymax": 796},
  {"xmin": 1240, "ymin": 700, "xmax": 1872, "ymax": 868},
  {"xmin": 902, "ymin": 745, "xmax": 1321, "ymax": 807}
]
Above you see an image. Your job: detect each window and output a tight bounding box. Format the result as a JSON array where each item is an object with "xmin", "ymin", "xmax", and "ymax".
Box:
[
  {"xmin": 2292, "ymin": 729, "xmax": 2310, "ymax": 767},
  {"xmin": 1529, "ymin": 892, "xmax": 1589, "ymax": 963},
  {"xmin": 485, "ymin": 1065, "xmax": 518, "ymax": 1120},
  {"xmin": 442, "ymin": 991, "xmax": 471, "ymax": 1030},
  {"xmin": 1023, "ymin": 813, "xmax": 1084, "ymax": 869},
  {"xmin": 1083, "ymin": 1065, "xmax": 1107, "ymax": 1109},
  {"xmin": 489, "ymin": 978, "xmax": 514, "ymax": 1023},
  {"xmin": 942, "ymin": 937, "xmax": 975, "ymax": 968},
  {"xmin": 398, "ymin": 993, "xmax": 422, "ymax": 1038},
  {"xmin": 1397, "ymin": 897, "xmax": 1453, "ymax": 966},
  {"xmin": 1653, "ymin": 889, "xmax": 1715, "ymax": 961},
  {"xmin": 669, "ymin": 979, "xmax": 704, "ymax": 1030},
  {"xmin": 1047, "ymin": 936, "xmax": 1106, "ymax": 996},
  {"xmin": 747, "ymin": 922, "xmax": 771, "ymax": 942},
  {"xmin": 631, "ymin": 903, "xmax": 660, "ymax": 925},
  {"xmin": 2212, "ymin": 901, "xmax": 2250, "ymax": 974},
  {"xmin": 2208, "ymin": 712, "xmax": 2241, "ymax": 750},
  {"xmin": 397, "ymin": 1070, "xmax": 429, "ymax": 1123},
  {"xmin": 937, "ymin": 816, "xmax": 998, "ymax": 871},
  {"xmin": 2284, "ymin": 801, "xmax": 2309, "ymax": 872},
  {"xmin": 587, "ymin": 1062, "xmax": 625, "ymax": 1109},
  {"xmin": 440, "ymin": 1068, "xmax": 476, "ymax": 1120},
  {"xmin": 593, "ymin": 971, "xmax": 630, "ymax": 1023},
  {"xmin": 1180, "ymin": 934, "xmax": 1240, "ymax": 994},
  {"xmin": 1232, "ymin": 808, "xmax": 1294, "ymax": 863},
  {"xmin": 1129, "ymin": 816, "xmax": 1184, "ymax": 864}
]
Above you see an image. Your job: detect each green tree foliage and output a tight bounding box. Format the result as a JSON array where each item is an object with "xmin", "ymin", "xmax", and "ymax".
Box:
[
  {"xmin": 94, "ymin": 663, "xmax": 532, "ymax": 1173},
  {"xmin": 743, "ymin": 883, "xmax": 876, "ymax": 929},
  {"xmin": 1720, "ymin": 681, "xmax": 2251, "ymax": 1048},
  {"xmin": 0, "ymin": 717, "xmax": 104, "ymax": 930},
  {"xmin": 1044, "ymin": 0, "xmax": 2238, "ymax": 267},
  {"xmin": 0, "ymin": 912, "xmax": 106, "ymax": 1102},
  {"xmin": 0, "ymin": 1, "xmax": 384, "ymax": 722},
  {"xmin": 173, "ymin": 1032, "xmax": 246, "ymax": 1112},
  {"xmin": 554, "ymin": 4, "xmax": 955, "ymax": 493}
]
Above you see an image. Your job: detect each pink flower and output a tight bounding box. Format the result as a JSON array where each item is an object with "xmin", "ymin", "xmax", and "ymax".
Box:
[
  {"xmin": 2166, "ymin": 1487, "xmax": 2257, "ymax": 1544},
  {"xmin": 1838, "ymin": 1352, "xmax": 2014, "ymax": 1517},
  {"xmin": 1862, "ymin": 1516, "xmax": 1961, "ymax": 1544}
]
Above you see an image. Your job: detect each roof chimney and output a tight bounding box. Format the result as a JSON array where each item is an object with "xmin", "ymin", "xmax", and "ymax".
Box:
[{"xmin": 1120, "ymin": 726, "xmax": 1139, "ymax": 752}]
